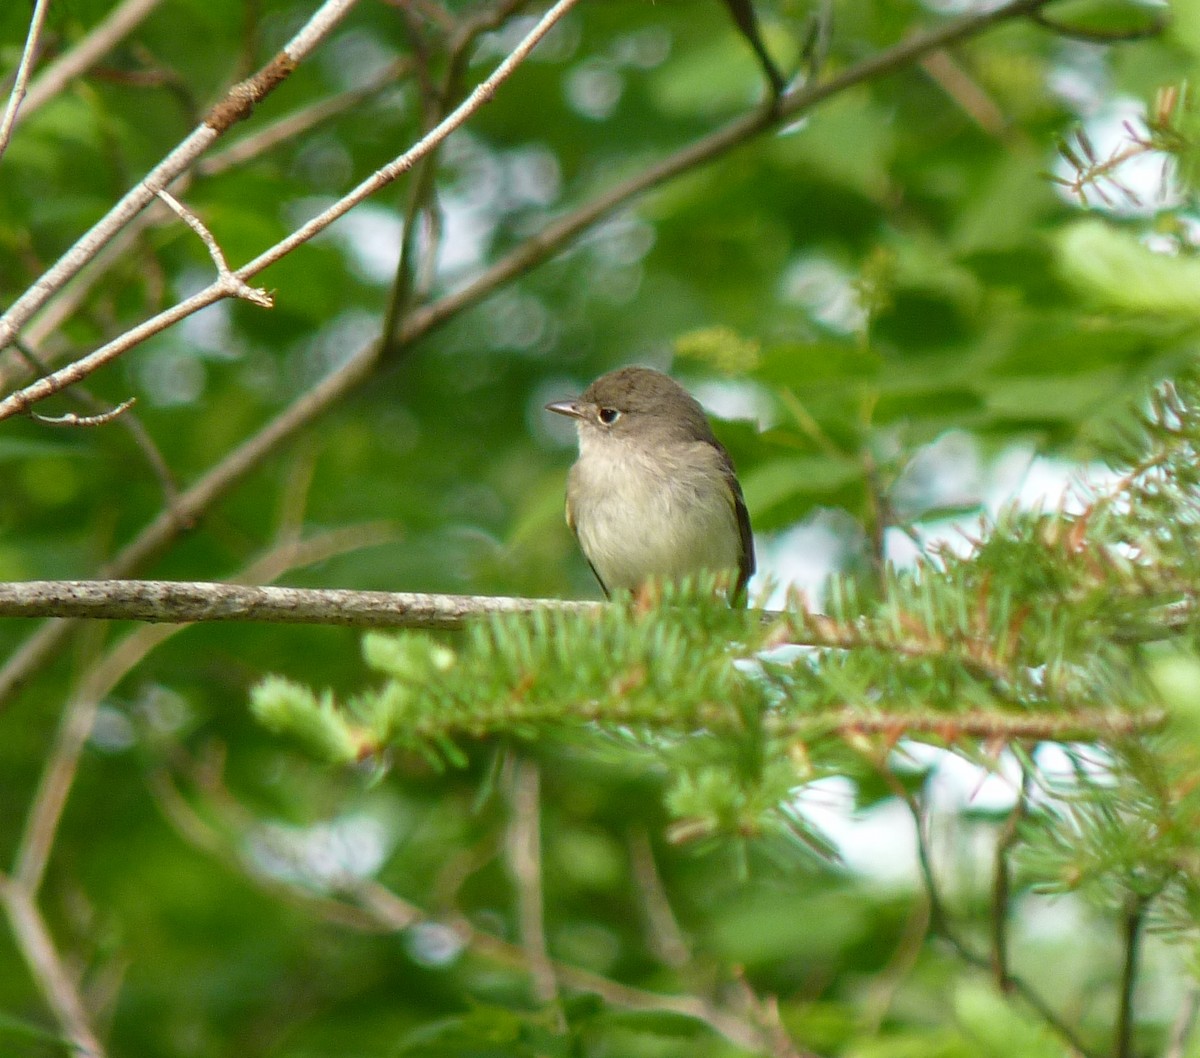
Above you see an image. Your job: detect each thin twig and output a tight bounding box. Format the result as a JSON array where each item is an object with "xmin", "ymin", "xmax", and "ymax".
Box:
[
  {"xmin": 0, "ymin": 876, "xmax": 107, "ymax": 1058},
  {"xmin": 883, "ymin": 767, "xmax": 1100, "ymax": 1058},
  {"xmin": 918, "ymin": 49, "xmax": 1008, "ymax": 137},
  {"xmin": 0, "ymin": 0, "xmax": 581, "ymax": 420},
  {"xmin": 13, "ymin": 340, "xmax": 178, "ymax": 500},
  {"xmin": 506, "ymin": 756, "xmax": 558, "ymax": 1005},
  {"xmin": 628, "ymin": 828, "xmax": 690, "ymax": 969},
  {"xmin": 156, "ymin": 190, "xmax": 273, "ymax": 306},
  {"xmin": 0, "ymin": 0, "xmax": 53, "ymax": 161},
  {"xmin": 1115, "ymin": 895, "xmax": 1147, "ymax": 1058},
  {"xmin": 1032, "ymin": 7, "xmax": 1168, "ymax": 43},
  {"xmin": 0, "ymin": 0, "xmax": 363, "ymax": 358},
  {"xmin": 380, "ymin": 1, "xmax": 450, "ymax": 354},
  {"xmin": 31, "ymin": 397, "xmax": 137, "ymax": 427},
  {"xmin": 381, "ymin": 0, "xmax": 530, "ymax": 354},
  {"xmin": 990, "ymin": 766, "xmax": 1029, "ymax": 992}
]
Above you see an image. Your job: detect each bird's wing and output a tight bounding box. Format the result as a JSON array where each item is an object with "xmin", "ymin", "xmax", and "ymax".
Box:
[{"xmin": 714, "ymin": 440, "xmax": 755, "ymax": 603}]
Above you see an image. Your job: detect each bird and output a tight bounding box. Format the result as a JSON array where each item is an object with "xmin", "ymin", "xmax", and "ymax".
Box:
[{"xmin": 546, "ymin": 366, "xmax": 755, "ymax": 601}]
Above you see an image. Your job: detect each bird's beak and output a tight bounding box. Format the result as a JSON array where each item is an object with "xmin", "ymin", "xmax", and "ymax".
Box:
[{"xmin": 545, "ymin": 399, "xmax": 588, "ymax": 420}]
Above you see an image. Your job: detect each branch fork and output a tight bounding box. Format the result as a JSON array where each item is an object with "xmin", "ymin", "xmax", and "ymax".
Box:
[{"xmin": 156, "ymin": 190, "xmax": 273, "ymax": 308}]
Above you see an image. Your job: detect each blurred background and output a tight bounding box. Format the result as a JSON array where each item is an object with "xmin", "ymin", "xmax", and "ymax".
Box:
[{"xmin": 1, "ymin": 0, "xmax": 1198, "ymax": 1053}]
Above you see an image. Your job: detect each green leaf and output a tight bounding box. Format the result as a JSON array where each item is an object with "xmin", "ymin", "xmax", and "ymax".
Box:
[
  {"xmin": 954, "ymin": 981, "xmax": 1069, "ymax": 1058},
  {"xmin": 1057, "ymin": 220, "xmax": 1200, "ymax": 321},
  {"xmin": 741, "ymin": 454, "xmax": 862, "ymax": 513}
]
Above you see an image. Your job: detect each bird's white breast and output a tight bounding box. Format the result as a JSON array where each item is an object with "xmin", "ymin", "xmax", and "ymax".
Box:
[{"xmin": 567, "ymin": 433, "xmax": 740, "ymax": 593}]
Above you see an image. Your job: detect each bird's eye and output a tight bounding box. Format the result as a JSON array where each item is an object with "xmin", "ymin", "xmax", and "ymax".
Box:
[{"xmin": 598, "ymin": 407, "xmax": 621, "ymax": 425}]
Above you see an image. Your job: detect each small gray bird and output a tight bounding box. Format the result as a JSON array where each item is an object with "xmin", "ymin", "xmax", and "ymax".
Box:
[{"xmin": 546, "ymin": 366, "xmax": 755, "ymax": 601}]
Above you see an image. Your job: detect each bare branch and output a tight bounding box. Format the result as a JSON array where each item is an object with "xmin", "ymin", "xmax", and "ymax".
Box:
[
  {"xmin": 0, "ymin": 579, "xmax": 599, "ymax": 628},
  {"xmin": 156, "ymin": 190, "xmax": 273, "ymax": 306},
  {"xmin": 0, "ymin": 0, "xmax": 53, "ymax": 161},
  {"xmin": 0, "ymin": 0, "xmax": 363, "ymax": 358},
  {"xmin": 13, "ymin": 340, "xmax": 178, "ymax": 499},
  {"xmin": 506, "ymin": 757, "xmax": 558, "ymax": 1005},
  {"xmin": 0, "ymin": 877, "xmax": 107, "ymax": 1058},
  {"xmin": 30, "ymin": 397, "xmax": 137, "ymax": 427},
  {"xmin": 1, "ymin": 58, "xmax": 411, "ymax": 393},
  {"xmin": 990, "ymin": 767, "xmax": 1029, "ymax": 992},
  {"xmin": 0, "ymin": 0, "xmax": 581, "ymax": 420},
  {"xmin": 13, "ymin": 690, "xmax": 104, "ymax": 895}
]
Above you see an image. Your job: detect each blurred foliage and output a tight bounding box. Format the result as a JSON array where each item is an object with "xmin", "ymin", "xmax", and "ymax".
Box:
[{"xmin": 4, "ymin": 0, "xmax": 1200, "ymax": 1055}]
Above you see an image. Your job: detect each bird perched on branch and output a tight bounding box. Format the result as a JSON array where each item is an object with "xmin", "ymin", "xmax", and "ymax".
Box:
[{"xmin": 546, "ymin": 366, "xmax": 755, "ymax": 602}]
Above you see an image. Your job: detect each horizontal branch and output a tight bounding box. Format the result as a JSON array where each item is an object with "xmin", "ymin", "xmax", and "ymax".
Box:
[
  {"xmin": 0, "ymin": 582, "xmax": 1164, "ymax": 744},
  {"xmin": 777, "ymin": 707, "xmax": 1166, "ymax": 742},
  {"xmin": 0, "ymin": 0, "xmax": 1062, "ymax": 710},
  {"xmin": 0, "ymin": 580, "xmax": 599, "ymax": 629}
]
